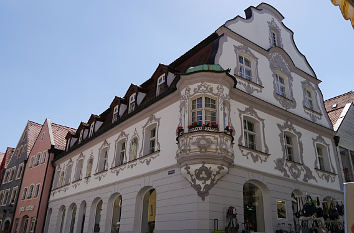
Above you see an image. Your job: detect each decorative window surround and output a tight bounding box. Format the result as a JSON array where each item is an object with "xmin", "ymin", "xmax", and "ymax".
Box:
[
  {"xmin": 268, "ymin": 18, "xmax": 283, "ymax": 48},
  {"xmin": 312, "ymin": 135, "xmax": 336, "ymax": 183},
  {"xmin": 269, "ymin": 52, "xmax": 296, "ymax": 109},
  {"xmin": 238, "ymin": 106, "xmax": 269, "ymax": 163},
  {"xmin": 140, "ymin": 115, "xmax": 161, "ymax": 157},
  {"xmin": 96, "ymin": 140, "xmax": 110, "ymax": 173},
  {"xmin": 301, "ymin": 80, "xmax": 322, "ymax": 122},
  {"xmin": 234, "ymin": 45, "xmax": 262, "ymax": 94},
  {"xmin": 112, "ymin": 131, "xmax": 129, "ymax": 168},
  {"xmin": 274, "ymin": 120, "xmax": 316, "ymax": 182}
]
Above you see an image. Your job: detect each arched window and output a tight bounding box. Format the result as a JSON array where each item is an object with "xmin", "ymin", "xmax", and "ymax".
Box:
[
  {"xmin": 86, "ymin": 158, "xmax": 93, "ymax": 177},
  {"xmin": 141, "ymin": 189, "xmax": 156, "ymax": 233},
  {"xmin": 111, "ymin": 196, "xmax": 122, "ymax": 233},
  {"xmin": 77, "ymin": 201, "xmax": 86, "ymax": 233},
  {"xmin": 69, "ymin": 204, "xmax": 77, "ymax": 233},
  {"xmin": 243, "ymin": 183, "xmax": 265, "ymax": 232},
  {"xmin": 94, "ymin": 200, "xmax": 103, "ymax": 233},
  {"xmin": 3, "ymin": 219, "xmax": 11, "ymax": 232},
  {"xmin": 130, "ymin": 138, "xmax": 138, "ymax": 161},
  {"xmin": 190, "ymin": 96, "xmax": 217, "ymax": 125},
  {"xmin": 58, "ymin": 206, "xmax": 66, "ymax": 233},
  {"xmin": 20, "ymin": 216, "xmax": 29, "ymax": 233}
]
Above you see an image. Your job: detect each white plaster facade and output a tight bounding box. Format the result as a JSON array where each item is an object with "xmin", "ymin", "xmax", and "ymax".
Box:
[{"xmin": 45, "ymin": 3, "xmax": 343, "ymax": 233}]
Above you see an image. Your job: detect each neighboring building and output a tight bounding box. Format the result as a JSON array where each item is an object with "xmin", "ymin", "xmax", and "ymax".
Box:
[
  {"xmin": 0, "ymin": 148, "xmax": 15, "ymax": 182},
  {"xmin": 0, "ymin": 121, "xmax": 41, "ymax": 232},
  {"xmin": 325, "ymin": 91, "xmax": 354, "ymax": 182},
  {"xmin": 45, "ymin": 3, "xmax": 343, "ymax": 233},
  {"xmin": 12, "ymin": 119, "xmax": 75, "ymax": 233}
]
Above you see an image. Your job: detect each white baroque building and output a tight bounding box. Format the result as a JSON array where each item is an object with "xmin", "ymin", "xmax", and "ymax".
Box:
[{"xmin": 44, "ymin": 3, "xmax": 343, "ymax": 233}]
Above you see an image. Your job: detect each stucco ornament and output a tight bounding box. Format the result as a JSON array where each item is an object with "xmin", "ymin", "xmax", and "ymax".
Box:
[
  {"xmin": 139, "ymin": 114, "xmax": 161, "ymax": 157},
  {"xmin": 312, "ymin": 135, "xmax": 336, "ymax": 183},
  {"xmin": 301, "ymin": 80, "xmax": 322, "ymax": 122},
  {"xmin": 268, "ymin": 52, "xmax": 296, "ymax": 109},
  {"xmin": 238, "ymin": 106, "xmax": 269, "ymax": 163},
  {"xmin": 274, "ymin": 120, "xmax": 316, "ymax": 182},
  {"xmin": 181, "ymin": 163, "xmax": 228, "ymax": 201}
]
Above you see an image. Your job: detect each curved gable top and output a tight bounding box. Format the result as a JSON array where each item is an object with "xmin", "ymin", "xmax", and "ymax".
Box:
[{"xmin": 223, "ymin": 3, "xmax": 316, "ymax": 78}]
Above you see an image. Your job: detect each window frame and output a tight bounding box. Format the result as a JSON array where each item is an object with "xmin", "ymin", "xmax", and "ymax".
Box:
[
  {"xmin": 129, "ymin": 138, "xmax": 138, "ymax": 161},
  {"xmin": 86, "ymin": 158, "xmax": 93, "ymax": 178},
  {"xmin": 10, "ymin": 186, "xmax": 18, "ymax": 204},
  {"xmin": 41, "ymin": 151, "xmax": 47, "ymax": 164},
  {"xmin": 304, "ymin": 88, "xmax": 314, "ymax": 110},
  {"xmin": 89, "ymin": 122, "xmax": 95, "ymax": 138},
  {"xmin": 316, "ymin": 143, "xmax": 330, "ymax": 171},
  {"xmin": 128, "ymin": 93, "xmax": 136, "ymax": 113},
  {"xmin": 238, "ymin": 55, "xmax": 252, "ymax": 81},
  {"xmin": 27, "ymin": 184, "xmax": 34, "ymax": 199},
  {"xmin": 22, "ymin": 187, "xmax": 27, "ymax": 200},
  {"xmin": 34, "ymin": 184, "xmax": 40, "ymax": 198},
  {"xmin": 271, "ymin": 30, "xmax": 278, "ymax": 47},
  {"xmin": 243, "ymin": 118, "xmax": 257, "ymax": 150},
  {"xmin": 114, "ymin": 140, "xmax": 126, "ymax": 167},
  {"xmin": 190, "ymin": 95, "xmax": 217, "ymax": 125},
  {"xmin": 156, "ymin": 74, "xmax": 167, "ymax": 96},
  {"xmin": 275, "ymin": 74, "xmax": 286, "ymax": 97},
  {"xmin": 112, "ymin": 105, "xmax": 119, "ymax": 123}
]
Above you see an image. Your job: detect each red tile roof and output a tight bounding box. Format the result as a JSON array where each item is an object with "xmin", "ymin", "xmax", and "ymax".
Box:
[
  {"xmin": 26, "ymin": 121, "xmax": 42, "ymax": 155},
  {"xmin": 325, "ymin": 91, "xmax": 354, "ymax": 126},
  {"xmin": 51, "ymin": 122, "xmax": 76, "ymax": 150}
]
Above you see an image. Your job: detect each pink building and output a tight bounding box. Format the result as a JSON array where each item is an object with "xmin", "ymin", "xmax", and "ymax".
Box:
[{"xmin": 12, "ymin": 119, "xmax": 75, "ymax": 233}]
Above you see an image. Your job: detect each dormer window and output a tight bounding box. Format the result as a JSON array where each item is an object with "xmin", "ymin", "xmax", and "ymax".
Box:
[
  {"xmin": 66, "ymin": 138, "xmax": 71, "ymax": 151},
  {"xmin": 112, "ymin": 105, "xmax": 119, "ymax": 123},
  {"xmin": 79, "ymin": 130, "xmax": 83, "ymax": 143},
  {"xmin": 156, "ymin": 74, "xmax": 167, "ymax": 96},
  {"xmin": 129, "ymin": 93, "xmax": 136, "ymax": 113},
  {"xmin": 89, "ymin": 122, "xmax": 95, "ymax": 138}
]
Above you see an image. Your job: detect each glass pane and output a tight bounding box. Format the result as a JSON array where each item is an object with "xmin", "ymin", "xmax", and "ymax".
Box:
[
  {"xmin": 150, "ymin": 128, "xmax": 156, "ymax": 138},
  {"xmin": 197, "ymin": 111, "xmax": 202, "ymax": 123},
  {"xmin": 247, "ymin": 121, "xmax": 254, "ymax": 132},
  {"xmin": 245, "ymin": 69, "xmax": 251, "ymax": 80},
  {"xmin": 192, "ymin": 112, "xmax": 196, "ymax": 122},
  {"xmin": 205, "ymin": 97, "xmax": 216, "ymax": 109},
  {"xmin": 196, "ymin": 97, "xmax": 202, "ymax": 108},
  {"xmin": 243, "ymin": 183, "xmax": 265, "ymax": 232},
  {"xmin": 240, "ymin": 66, "xmax": 244, "ymax": 77},
  {"xmin": 245, "ymin": 58, "xmax": 250, "ymax": 67},
  {"xmin": 192, "ymin": 99, "xmax": 196, "ymax": 110},
  {"xmin": 239, "ymin": 56, "xmax": 243, "ymax": 64},
  {"xmin": 249, "ymin": 134, "xmax": 256, "ymax": 150}
]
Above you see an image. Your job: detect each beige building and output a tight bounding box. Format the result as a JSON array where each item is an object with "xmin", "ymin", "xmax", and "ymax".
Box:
[{"xmin": 44, "ymin": 3, "xmax": 343, "ymax": 233}]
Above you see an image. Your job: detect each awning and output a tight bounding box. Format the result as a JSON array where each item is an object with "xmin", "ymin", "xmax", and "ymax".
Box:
[{"xmin": 331, "ymin": 0, "xmax": 354, "ymax": 28}]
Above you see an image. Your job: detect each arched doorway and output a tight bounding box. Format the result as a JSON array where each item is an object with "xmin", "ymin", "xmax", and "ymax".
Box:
[
  {"xmin": 107, "ymin": 194, "xmax": 122, "ymax": 233},
  {"xmin": 66, "ymin": 203, "xmax": 77, "ymax": 233},
  {"xmin": 3, "ymin": 219, "xmax": 11, "ymax": 232},
  {"xmin": 57, "ymin": 206, "xmax": 66, "ymax": 233},
  {"xmin": 76, "ymin": 201, "xmax": 86, "ymax": 233},
  {"xmin": 141, "ymin": 189, "xmax": 156, "ymax": 233},
  {"xmin": 243, "ymin": 182, "xmax": 265, "ymax": 232}
]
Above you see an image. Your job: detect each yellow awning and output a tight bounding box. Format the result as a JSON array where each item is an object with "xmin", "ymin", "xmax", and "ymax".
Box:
[{"xmin": 331, "ymin": 0, "xmax": 354, "ymax": 28}]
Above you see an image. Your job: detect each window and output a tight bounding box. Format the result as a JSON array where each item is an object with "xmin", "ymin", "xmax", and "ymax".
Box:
[
  {"xmin": 69, "ymin": 205, "xmax": 77, "ymax": 233},
  {"xmin": 112, "ymin": 105, "xmax": 119, "ymax": 123},
  {"xmin": 98, "ymin": 149, "xmax": 108, "ymax": 172},
  {"xmin": 65, "ymin": 164, "xmax": 73, "ymax": 185},
  {"xmin": 243, "ymin": 119, "xmax": 256, "ymax": 150},
  {"xmin": 340, "ymin": 147, "xmax": 353, "ymax": 182},
  {"xmin": 16, "ymin": 164, "xmax": 24, "ymax": 179},
  {"xmin": 66, "ymin": 138, "xmax": 71, "ymax": 151},
  {"xmin": 29, "ymin": 218, "xmax": 36, "ymax": 233},
  {"xmin": 243, "ymin": 183, "xmax": 265, "ymax": 232},
  {"xmin": 13, "ymin": 218, "xmax": 19, "ymax": 233},
  {"xmin": 59, "ymin": 207, "xmax": 66, "ymax": 233},
  {"xmin": 41, "ymin": 151, "xmax": 47, "ymax": 164},
  {"xmin": 111, "ymin": 196, "xmax": 122, "ymax": 233},
  {"xmin": 3, "ymin": 170, "xmax": 9, "ymax": 184},
  {"xmin": 86, "ymin": 158, "xmax": 93, "ymax": 177},
  {"xmin": 3, "ymin": 189, "xmax": 10, "ymax": 205},
  {"xmin": 276, "ymin": 200, "xmax": 286, "ymax": 219},
  {"xmin": 239, "ymin": 55, "xmax": 252, "ymax": 80},
  {"xmin": 271, "ymin": 31, "xmax": 277, "ymax": 46},
  {"xmin": 304, "ymin": 89, "xmax": 313, "ymax": 109},
  {"xmin": 34, "ymin": 184, "xmax": 40, "ymax": 198},
  {"xmin": 74, "ymin": 159, "xmax": 84, "ymax": 181},
  {"xmin": 33, "ymin": 153, "xmax": 41, "ymax": 166},
  {"xmin": 141, "ymin": 189, "xmax": 156, "ymax": 233},
  {"xmin": 149, "ymin": 128, "xmax": 156, "ymax": 154},
  {"xmin": 275, "ymin": 74, "xmax": 286, "ymax": 97},
  {"xmin": 94, "ymin": 200, "xmax": 103, "ymax": 233},
  {"xmin": 41, "ymin": 132, "xmax": 45, "ymax": 140},
  {"xmin": 283, "ymin": 132, "xmax": 299, "ymax": 162},
  {"xmin": 115, "ymin": 141, "xmax": 126, "ymax": 167},
  {"xmin": 10, "ymin": 187, "xmax": 18, "ymax": 204},
  {"xmin": 21, "ymin": 216, "xmax": 29, "ymax": 233},
  {"xmin": 129, "ymin": 138, "xmax": 138, "ymax": 161},
  {"xmin": 79, "ymin": 130, "xmax": 84, "ymax": 143},
  {"xmin": 9, "ymin": 167, "xmax": 16, "ymax": 182},
  {"xmin": 191, "ymin": 96, "xmax": 217, "ymax": 125},
  {"xmin": 29, "ymin": 157, "xmax": 34, "ymax": 168},
  {"xmin": 59, "ymin": 171, "xmax": 65, "ymax": 187},
  {"xmin": 316, "ymin": 144, "xmax": 329, "ymax": 171},
  {"xmin": 89, "ymin": 122, "xmax": 95, "ymax": 138},
  {"xmin": 0, "ymin": 192, "xmax": 3, "ymax": 205},
  {"xmin": 22, "ymin": 187, "xmax": 27, "ymax": 200},
  {"xmin": 129, "ymin": 93, "xmax": 136, "ymax": 113},
  {"xmin": 156, "ymin": 74, "xmax": 167, "ymax": 96},
  {"xmin": 27, "ymin": 185, "xmax": 34, "ymax": 199}
]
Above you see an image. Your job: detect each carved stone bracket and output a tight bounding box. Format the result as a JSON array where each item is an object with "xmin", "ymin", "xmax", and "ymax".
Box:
[{"xmin": 181, "ymin": 163, "xmax": 228, "ymax": 201}]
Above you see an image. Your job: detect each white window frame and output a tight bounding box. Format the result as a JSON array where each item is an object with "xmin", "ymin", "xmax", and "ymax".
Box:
[
  {"xmin": 156, "ymin": 74, "xmax": 166, "ymax": 96},
  {"xmin": 112, "ymin": 105, "xmax": 119, "ymax": 123},
  {"xmin": 304, "ymin": 88, "xmax": 314, "ymax": 110},
  {"xmin": 89, "ymin": 122, "xmax": 95, "ymax": 138},
  {"xmin": 114, "ymin": 140, "xmax": 126, "ymax": 167},
  {"xmin": 129, "ymin": 93, "xmax": 136, "ymax": 113},
  {"xmin": 3, "ymin": 170, "xmax": 9, "ymax": 184},
  {"xmin": 238, "ymin": 55, "xmax": 252, "ymax": 81},
  {"xmin": 29, "ymin": 217, "xmax": 36, "ymax": 233},
  {"xmin": 316, "ymin": 143, "xmax": 330, "ymax": 171},
  {"xmin": 86, "ymin": 158, "xmax": 93, "ymax": 177},
  {"xmin": 275, "ymin": 74, "xmax": 286, "ymax": 97},
  {"xmin": 148, "ymin": 127, "xmax": 156, "ymax": 154},
  {"xmin": 190, "ymin": 95, "xmax": 217, "ymax": 125},
  {"xmin": 10, "ymin": 186, "xmax": 18, "ymax": 204},
  {"xmin": 9, "ymin": 167, "xmax": 16, "ymax": 182},
  {"xmin": 2, "ymin": 189, "xmax": 10, "ymax": 205},
  {"xmin": 29, "ymin": 157, "xmax": 34, "ymax": 168},
  {"xmin": 41, "ymin": 151, "xmax": 47, "ymax": 164},
  {"xmin": 243, "ymin": 118, "xmax": 257, "ymax": 150}
]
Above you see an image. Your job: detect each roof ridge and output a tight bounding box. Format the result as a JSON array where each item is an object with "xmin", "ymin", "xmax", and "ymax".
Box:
[{"xmin": 325, "ymin": 91, "xmax": 354, "ymax": 102}]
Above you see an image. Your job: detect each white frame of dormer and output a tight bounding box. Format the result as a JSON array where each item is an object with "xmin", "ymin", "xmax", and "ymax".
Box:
[
  {"xmin": 112, "ymin": 104, "xmax": 119, "ymax": 123},
  {"xmin": 129, "ymin": 93, "xmax": 136, "ymax": 113},
  {"xmin": 79, "ymin": 130, "xmax": 84, "ymax": 143},
  {"xmin": 89, "ymin": 122, "xmax": 95, "ymax": 138},
  {"xmin": 66, "ymin": 138, "xmax": 71, "ymax": 151},
  {"xmin": 156, "ymin": 74, "xmax": 166, "ymax": 96}
]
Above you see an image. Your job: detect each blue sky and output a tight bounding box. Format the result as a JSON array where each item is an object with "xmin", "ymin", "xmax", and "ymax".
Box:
[{"xmin": 0, "ymin": 0, "xmax": 353, "ymax": 152}]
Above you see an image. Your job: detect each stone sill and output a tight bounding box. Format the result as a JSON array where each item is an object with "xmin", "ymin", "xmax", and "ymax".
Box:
[
  {"xmin": 238, "ymin": 144, "xmax": 270, "ymax": 156},
  {"xmin": 234, "ymin": 74, "xmax": 264, "ymax": 89},
  {"xmin": 111, "ymin": 150, "xmax": 160, "ymax": 169},
  {"xmin": 285, "ymin": 159, "xmax": 303, "ymax": 166},
  {"xmin": 315, "ymin": 168, "xmax": 337, "ymax": 176},
  {"xmin": 276, "ymin": 93, "xmax": 294, "ymax": 102},
  {"xmin": 304, "ymin": 106, "xmax": 322, "ymax": 116}
]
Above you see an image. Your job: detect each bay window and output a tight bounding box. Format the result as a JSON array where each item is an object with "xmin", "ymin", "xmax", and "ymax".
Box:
[{"xmin": 191, "ymin": 96, "xmax": 217, "ymax": 125}]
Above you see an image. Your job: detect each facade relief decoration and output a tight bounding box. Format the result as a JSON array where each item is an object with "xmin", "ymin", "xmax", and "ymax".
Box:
[
  {"xmin": 268, "ymin": 18, "xmax": 283, "ymax": 48},
  {"xmin": 274, "ymin": 120, "xmax": 316, "ymax": 182},
  {"xmin": 181, "ymin": 163, "xmax": 228, "ymax": 201},
  {"xmin": 233, "ymin": 45, "xmax": 263, "ymax": 94},
  {"xmin": 301, "ymin": 80, "xmax": 322, "ymax": 122},
  {"xmin": 111, "ymin": 131, "xmax": 128, "ymax": 168},
  {"xmin": 238, "ymin": 106, "xmax": 269, "ymax": 163},
  {"xmin": 95, "ymin": 139, "xmax": 110, "ymax": 174},
  {"xmin": 139, "ymin": 114, "xmax": 161, "ymax": 157},
  {"xmin": 268, "ymin": 52, "xmax": 296, "ymax": 109},
  {"xmin": 312, "ymin": 135, "xmax": 336, "ymax": 183}
]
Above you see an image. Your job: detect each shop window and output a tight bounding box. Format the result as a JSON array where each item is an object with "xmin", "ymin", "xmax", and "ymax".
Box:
[
  {"xmin": 276, "ymin": 200, "xmax": 286, "ymax": 219},
  {"xmin": 243, "ymin": 183, "xmax": 265, "ymax": 232}
]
